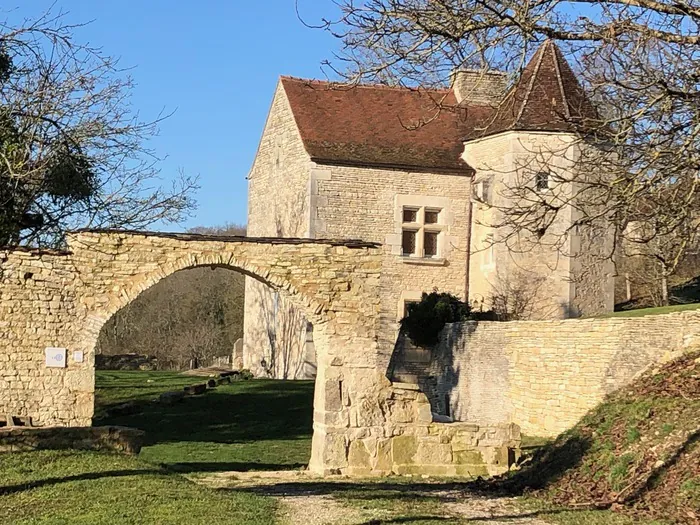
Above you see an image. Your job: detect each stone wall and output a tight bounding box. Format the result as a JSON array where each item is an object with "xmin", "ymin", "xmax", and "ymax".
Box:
[
  {"xmin": 0, "ymin": 231, "xmax": 382, "ymax": 430},
  {"xmin": 244, "ymin": 80, "xmax": 314, "ymax": 378},
  {"xmin": 1, "ymin": 230, "xmax": 523, "ymax": 477},
  {"xmin": 312, "ymin": 164, "xmax": 472, "ymax": 372},
  {"xmin": 342, "ymin": 379, "xmax": 520, "ymax": 477},
  {"xmin": 95, "ymin": 353, "xmax": 157, "ymax": 370},
  {"xmin": 391, "ymin": 310, "xmax": 700, "ymax": 436},
  {"xmin": 0, "ymin": 426, "xmax": 145, "ymax": 454},
  {"xmin": 463, "ymin": 131, "xmax": 615, "ymax": 319},
  {"xmin": 0, "ymin": 248, "xmax": 88, "ymax": 427}
]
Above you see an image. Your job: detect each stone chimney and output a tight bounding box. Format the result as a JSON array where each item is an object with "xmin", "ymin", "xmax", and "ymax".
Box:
[{"xmin": 451, "ymin": 70, "xmax": 508, "ymax": 106}]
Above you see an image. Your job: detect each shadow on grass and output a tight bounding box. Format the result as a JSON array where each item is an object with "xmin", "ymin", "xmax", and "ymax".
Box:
[
  {"xmin": 357, "ymin": 518, "xmax": 456, "ymax": 523},
  {"xmin": 166, "ymin": 461, "xmax": 307, "ymax": 473},
  {"xmin": 224, "ymin": 479, "xmax": 597, "ymax": 524},
  {"xmin": 354, "ymin": 513, "xmax": 554, "ymax": 524},
  {"xmin": 96, "ymin": 380, "xmax": 315, "ymax": 447},
  {"xmin": 0, "ymin": 468, "xmax": 163, "ymax": 496},
  {"xmin": 485, "ymin": 433, "xmax": 593, "ymax": 495}
]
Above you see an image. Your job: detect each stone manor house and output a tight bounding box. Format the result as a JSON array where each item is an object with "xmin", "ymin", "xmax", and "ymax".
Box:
[{"xmin": 243, "ymin": 41, "xmax": 615, "ymax": 379}]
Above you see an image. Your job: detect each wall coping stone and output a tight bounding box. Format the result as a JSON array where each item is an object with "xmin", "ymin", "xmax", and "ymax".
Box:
[
  {"xmin": 0, "ymin": 426, "xmax": 145, "ymax": 455},
  {"xmin": 70, "ymin": 229, "xmax": 381, "ymax": 249}
]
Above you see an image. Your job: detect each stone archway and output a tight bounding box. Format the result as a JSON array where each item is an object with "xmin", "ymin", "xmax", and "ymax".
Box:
[{"xmin": 0, "ymin": 229, "xmax": 518, "ymax": 476}]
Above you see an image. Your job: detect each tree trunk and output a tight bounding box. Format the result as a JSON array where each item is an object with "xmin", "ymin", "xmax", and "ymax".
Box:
[
  {"xmin": 625, "ymin": 272, "xmax": 632, "ymax": 302},
  {"xmin": 660, "ymin": 263, "xmax": 669, "ymax": 306}
]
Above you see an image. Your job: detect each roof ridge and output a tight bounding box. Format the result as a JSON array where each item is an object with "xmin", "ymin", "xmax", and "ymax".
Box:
[
  {"xmin": 280, "ymin": 75, "xmax": 452, "ymax": 94},
  {"xmin": 550, "ymin": 43, "xmax": 572, "ymax": 119},
  {"xmin": 514, "ymin": 41, "xmax": 549, "ymax": 124}
]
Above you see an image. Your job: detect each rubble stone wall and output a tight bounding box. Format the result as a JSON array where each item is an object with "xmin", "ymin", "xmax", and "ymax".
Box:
[
  {"xmin": 0, "ymin": 248, "xmax": 85, "ymax": 426},
  {"xmin": 392, "ymin": 311, "xmax": 700, "ymax": 436},
  {"xmin": 0, "ymin": 425, "xmax": 145, "ymax": 454},
  {"xmin": 0, "ymin": 229, "xmax": 519, "ymax": 477},
  {"xmin": 311, "ymin": 163, "xmax": 472, "ymax": 372},
  {"xmin": 341, "ymin": 380, "xmax": 520, "ymax": 477}
]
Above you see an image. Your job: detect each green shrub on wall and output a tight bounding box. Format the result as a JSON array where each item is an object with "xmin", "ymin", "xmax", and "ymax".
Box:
[{"xmin": 400, "ymin": 291, "xmax": 471, "ymax": 347}]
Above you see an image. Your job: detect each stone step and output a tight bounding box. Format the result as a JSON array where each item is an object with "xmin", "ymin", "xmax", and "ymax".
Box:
[{"xmin": 393, "ymin": 373, "xmax": 418, "ymax": 384}]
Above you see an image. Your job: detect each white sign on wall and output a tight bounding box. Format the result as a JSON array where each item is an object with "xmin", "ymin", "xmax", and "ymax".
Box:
[
  {"xmin": 45, "ymin": 347, "xmax": 67, "ymax": 368},
  {"xmin": 72, "ymin": 351, "xmax": 84, "ymax": 363}
]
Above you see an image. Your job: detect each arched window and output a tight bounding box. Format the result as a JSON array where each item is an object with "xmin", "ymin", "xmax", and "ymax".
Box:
[{"xmin": 535, "ymin": 171, "xmax": 550, "ymax": 192}]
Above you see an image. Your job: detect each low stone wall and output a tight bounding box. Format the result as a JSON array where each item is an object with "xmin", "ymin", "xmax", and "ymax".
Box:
[
  {"xmin": 95, "ymin": 353, "xmax": 157, "ymax": 370},
  {"xmin": 0, "ymin": 426, "xmax": 145, "ymax": 454},
  {"xmin": 391, "ymin": 310, "xmax": 700, "ymax": 437},
  {"xmin": 336, "ymin": 380, "xmax": 520, "ymax": 477}
]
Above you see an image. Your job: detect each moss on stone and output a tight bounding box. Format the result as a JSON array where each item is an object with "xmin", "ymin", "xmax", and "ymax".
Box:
[{"xmin": 391, "ymin": 434, "xmax": 418, "ymax": 465}]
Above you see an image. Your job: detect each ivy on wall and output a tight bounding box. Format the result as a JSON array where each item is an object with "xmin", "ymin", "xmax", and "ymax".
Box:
[{"xmin": 400, "ymin": 291, "xmax": 471, "ymax": 347}]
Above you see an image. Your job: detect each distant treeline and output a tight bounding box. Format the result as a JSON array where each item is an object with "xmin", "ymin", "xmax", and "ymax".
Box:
[{"xmin": 96, "ymin": 224, "xmax": 247, "ymax": 370}]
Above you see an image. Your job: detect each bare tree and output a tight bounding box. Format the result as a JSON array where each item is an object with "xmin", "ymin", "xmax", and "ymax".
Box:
[
  {"xmin": 310, "ymin": 0, "xmax": 700, "ymax": 273},
  {"xmin": 0, "ymin": 7, "xmax": 197, "ymax": 247},
  {"xmin": 188, "ymin": 223, "xmax": 246, "ymax": 237},
  {"xmin": 485, "ymin": 268, "xmax": 549, "ymax": 320},
  {"xmin": 622, "ymin": 204, "xmax": 700, "ymax": 305}
]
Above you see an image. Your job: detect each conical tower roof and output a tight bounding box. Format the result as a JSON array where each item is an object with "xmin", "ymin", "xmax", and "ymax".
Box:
[{"xmin": 467, "ymin": 41, "xmax": 599, "ymax": 140}]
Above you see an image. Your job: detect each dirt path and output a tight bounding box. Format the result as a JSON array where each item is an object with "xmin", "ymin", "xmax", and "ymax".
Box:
[
  {"xmin": 195, "ymin": 471, "xmax": 553, "ymax": 525},
  {"xmin": 278, "ymin": 494, "xmax": 369, "ymax": 525},
  {"xmin": 275, "ymin": 490, "xmax": 552, "ymax": 525}
]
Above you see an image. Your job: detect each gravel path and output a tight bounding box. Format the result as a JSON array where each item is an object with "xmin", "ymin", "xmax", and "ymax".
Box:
[
  {"xmin": 195, "ymin": 471, "xmax": 553, "ymax": 525},
  {"xmin": 279, "ymin": 494, "xmax": 369, "ymax": 525}
]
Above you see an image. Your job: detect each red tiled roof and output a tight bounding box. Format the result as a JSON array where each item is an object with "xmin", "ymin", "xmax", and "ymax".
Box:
[
  {"xmin": 468, "ymin": 40, "xmax": 599, "ymax": 140},
  {"xmin": 281, "ymin": 77, "xmax": 491, "ymax": 173},
  {"xmin": 281, "ymin": 42, "xmax": 598, "ymax": 168}
]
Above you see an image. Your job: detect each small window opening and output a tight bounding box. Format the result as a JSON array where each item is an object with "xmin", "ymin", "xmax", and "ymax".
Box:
[
  {"xmin": 424, "ymin": 209, "xmax": 440, "ymax": 224},
  {"xmin": 474, "ymin": 178, "xmax": 493, "ymax": 204},
  {"xmin": 402, "ymin": 229, "xmax": 417, "ymax": 255},
  {"xmin": 403, "ymin": 208, "xmax": 418, "ymax": 223},
  {"xmin": 403, "ymin": 299, "xmax": 419, "ymax": 319},
  {"xmin": 535, "ymin": 172, "xmax": 550, "ymax": 192},
  {"xmin": 424, "ymin": 231, "xmax": 439, "ymax": 257}
]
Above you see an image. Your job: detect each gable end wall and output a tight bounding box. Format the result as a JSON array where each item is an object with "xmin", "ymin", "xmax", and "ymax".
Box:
[{"xmin": 243, "ymin": 82, "xmax": 315, "ymax": 378}]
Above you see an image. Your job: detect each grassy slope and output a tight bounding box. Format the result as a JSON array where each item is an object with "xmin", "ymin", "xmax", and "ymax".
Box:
[
  {"xmin": 6, "ymin": 363, "xmax": 695, "ymax": 525},
  {"xmin": 503, "ymin": 350, "xmax": 700, "ymax": 524},
  {"xmin": 0, "ymin": 450, "xmax": 276, "ymax": 525},
  {"xmin": 95, "ymin": 371, "xmax": 314, "ymax": 473},
  {"xmin": 601, "ymin": 303, "xmax": 700, "ymax": 318}
]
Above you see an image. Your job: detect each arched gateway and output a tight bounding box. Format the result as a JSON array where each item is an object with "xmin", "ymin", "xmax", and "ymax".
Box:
[{"xmin": 0, "ymin": 229, "xmax": 519, "ymax": 476}]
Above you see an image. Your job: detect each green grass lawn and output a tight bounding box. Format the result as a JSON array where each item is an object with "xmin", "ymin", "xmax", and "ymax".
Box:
[
  {"xmin": 1, "ymin": 370, "xmax": 663, "ymax": 524},
  {"xmin": 0, "ymin": 371, "xmax": 313, "ymax": 524},
  {"xmin": 95, "ymin": 371, "xmax": 315, "ymax": 473},
  {"xmin": 0, "ymin": 450, "xmax": 277, "ymax": 525},
  {"xmin": 94, "ymin": 370, "xmax": 204, "ymax": 408},
  {"xmin": 600, "ymin": 302, "xmax": 700, "ymax": 318}
]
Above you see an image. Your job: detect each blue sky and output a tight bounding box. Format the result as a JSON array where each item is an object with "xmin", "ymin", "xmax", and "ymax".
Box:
[{"xmin": 12, "ymin": 1, "xmax": 342, "ymax": 230}]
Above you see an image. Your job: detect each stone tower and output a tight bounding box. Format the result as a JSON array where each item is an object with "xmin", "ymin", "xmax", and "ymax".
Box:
[{"xmin": 463, "ymin": 41, "xmax": 615, "ymax": 318}]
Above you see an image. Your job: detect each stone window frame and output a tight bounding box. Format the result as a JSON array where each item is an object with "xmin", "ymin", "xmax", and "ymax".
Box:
[
  {"xmin": 397, "ymin": 290, "xmax": 423, "ymax": 321},
  {"xmin": 481, "ymin": 234, "xmax": 496, "ymax": 269},
  {"xmin": 472, "ymin": 175, "xmax": 493, "ymax": 205},
  {"xmin": 389, "ymin": 195, "xmax": 453, "ymax": 265}
]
